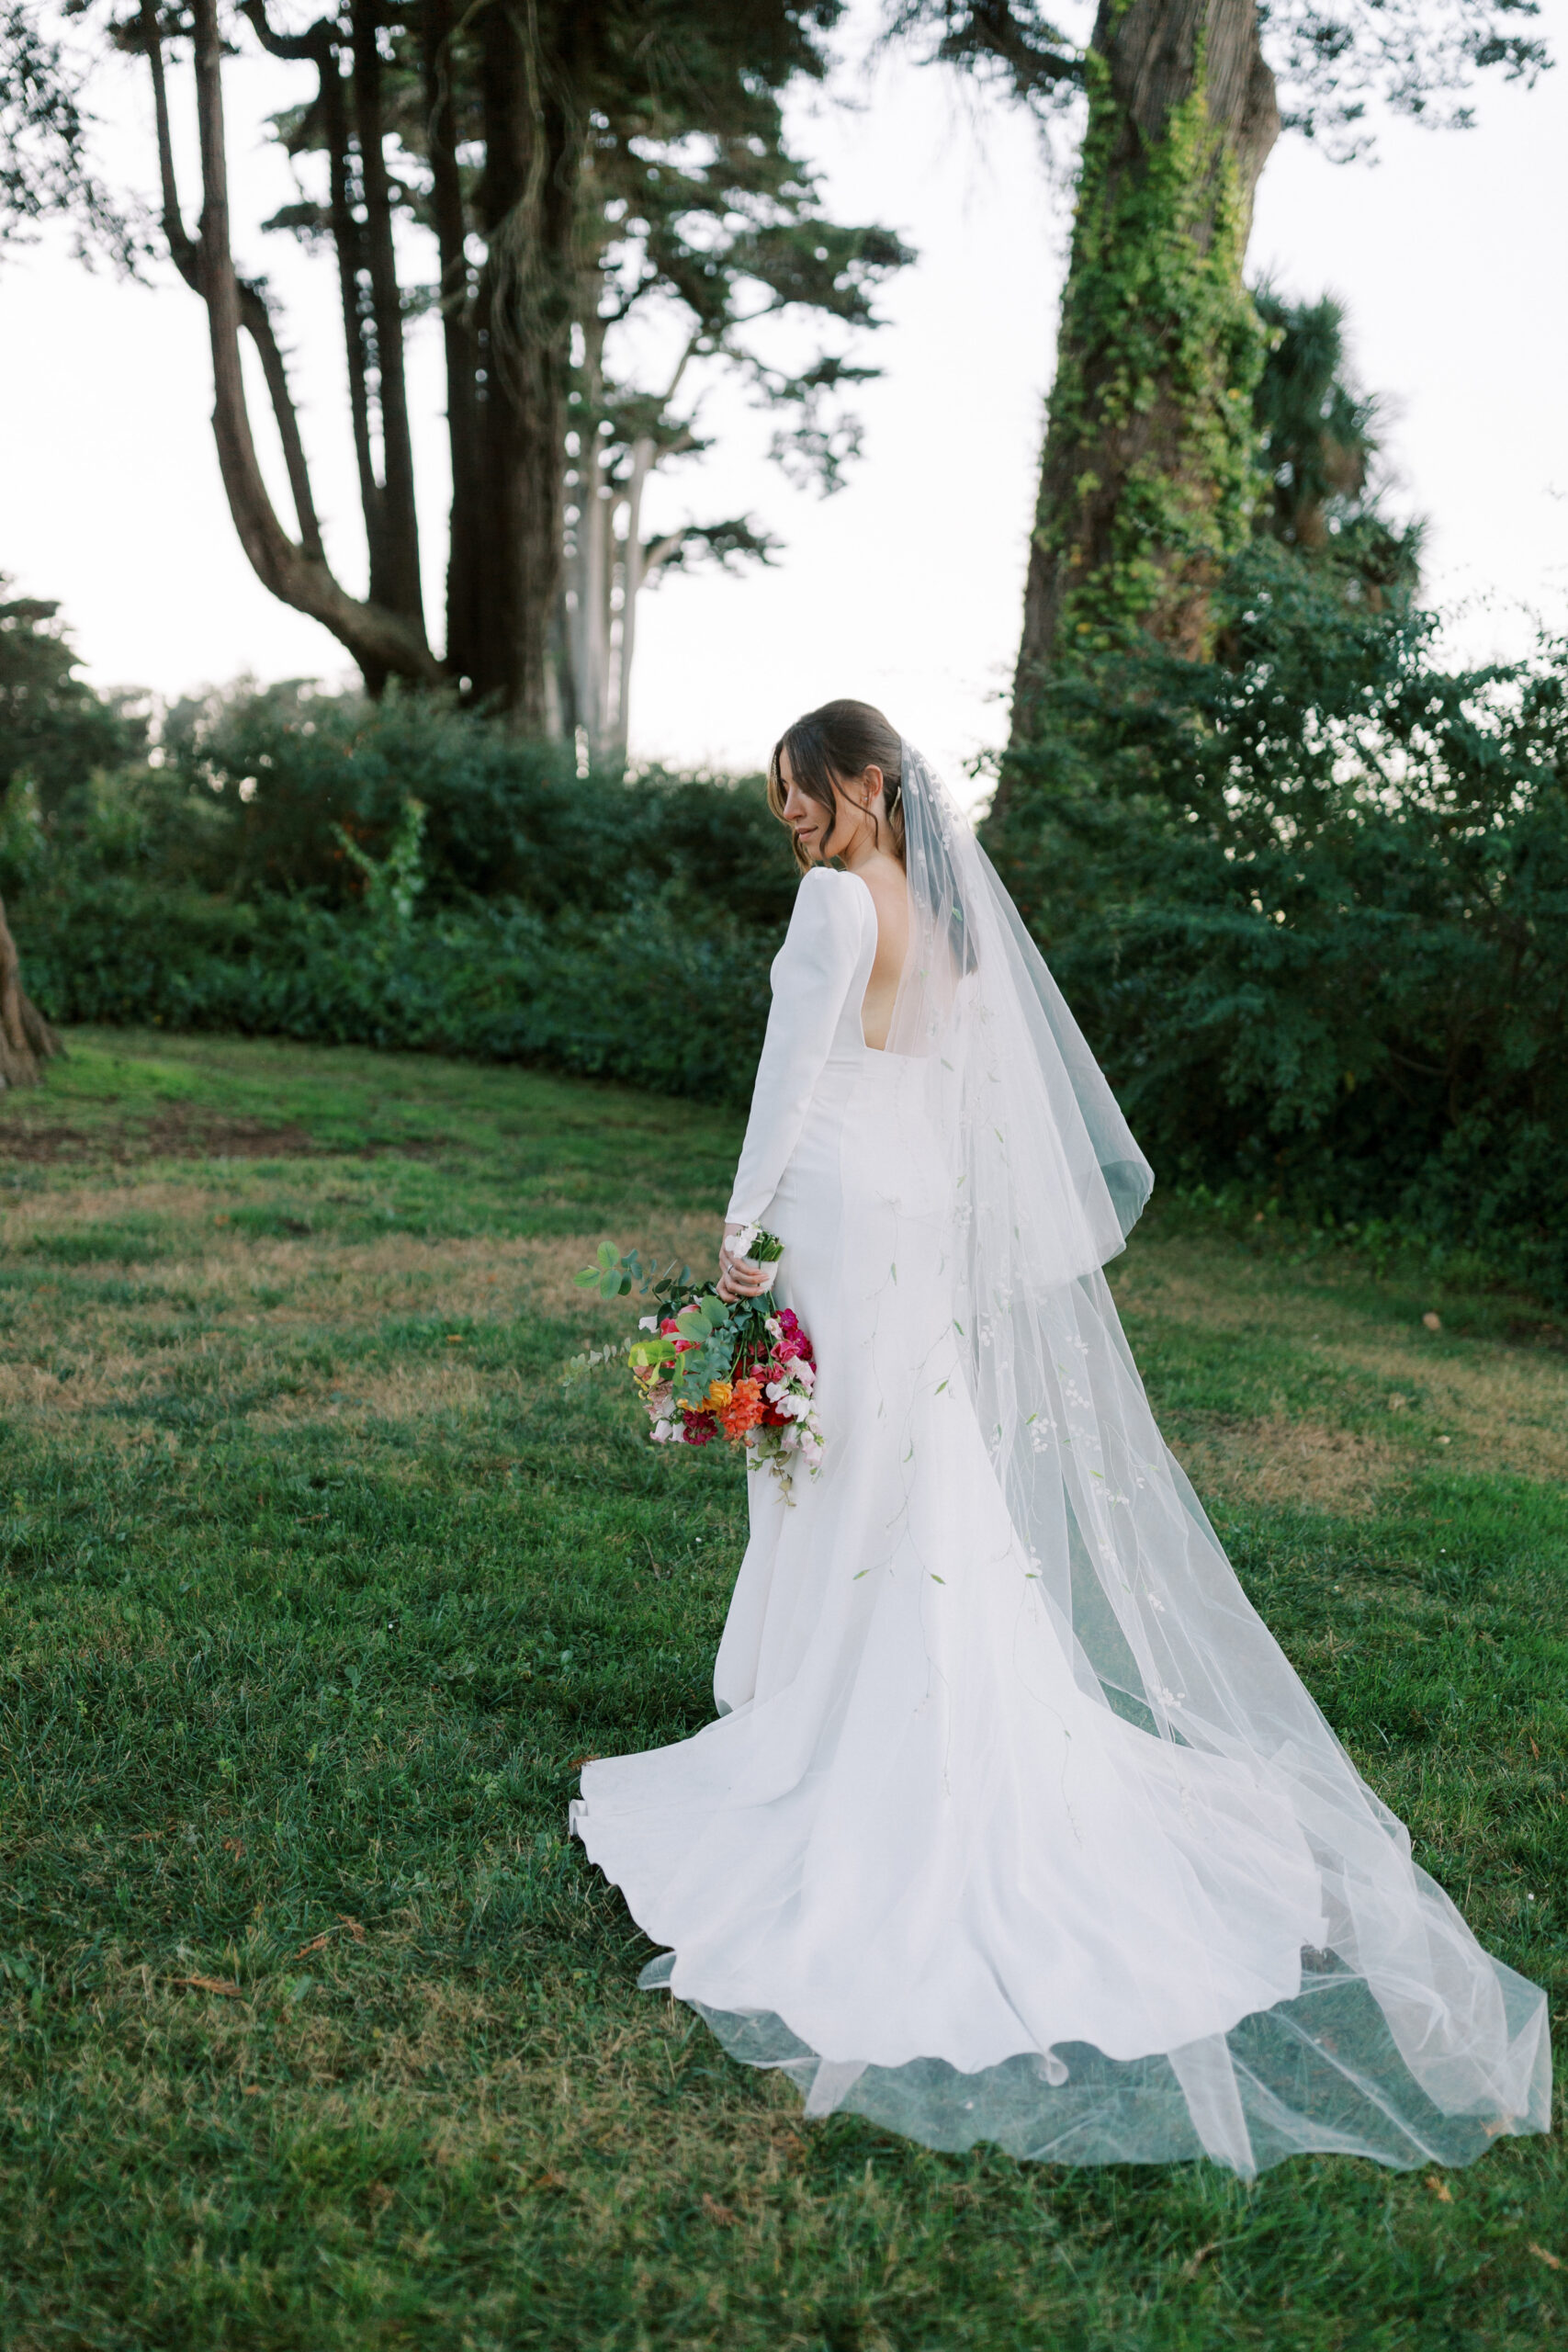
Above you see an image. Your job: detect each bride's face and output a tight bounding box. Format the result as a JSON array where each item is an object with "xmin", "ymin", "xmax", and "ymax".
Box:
[{"xmin": 776, "ymin": 751, "xmax": 883, "ymax": 863}]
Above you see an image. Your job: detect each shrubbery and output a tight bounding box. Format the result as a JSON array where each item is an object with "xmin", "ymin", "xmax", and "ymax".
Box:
[
  {"xmin": 150, "ymin": 682, "xmax": 797, "ymax": 928},
  {"xmin": 984, "ymin": 548, "xmax": 1568, "ymax": 1301},
  {"xmin": 6, "ymin": 591, "xmax": 1567, "ymax": 1305},
  {"xmin": 11, "ymin": 876, "xmax": 776, "ymax": 1104},
  {"xmin": 0, "ymin": 684, "xmax": 795, "ymax": 1106}
]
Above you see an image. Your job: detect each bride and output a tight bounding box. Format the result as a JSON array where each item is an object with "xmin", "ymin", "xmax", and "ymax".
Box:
[{"xmin": 572, "ymin": 699, "xmax": 1549, "ymax": 2177}]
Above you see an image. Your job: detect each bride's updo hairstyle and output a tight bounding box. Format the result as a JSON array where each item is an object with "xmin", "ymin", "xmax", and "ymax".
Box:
[{"xmin": 768, "ymin": 699, "xmax": 905, "ymax": 873}]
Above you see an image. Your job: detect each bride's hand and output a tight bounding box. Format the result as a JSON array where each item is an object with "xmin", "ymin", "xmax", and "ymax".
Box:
[{"xmin": 716, "ymin": 1224, "xmax": 771, "ymax": 1304}]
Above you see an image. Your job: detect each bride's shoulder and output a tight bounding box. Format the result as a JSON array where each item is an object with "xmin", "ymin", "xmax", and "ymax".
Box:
[{"xmin": 792, "ymin": 865, "xmax": 868, "ymax": 922}]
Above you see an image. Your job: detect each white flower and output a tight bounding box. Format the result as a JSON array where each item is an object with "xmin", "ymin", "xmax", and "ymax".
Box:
[
  {"xmin": 650, "ymin": 1420, "xmax": 675, "ymax": 1444},
  {"xmin": 637, "ymin": 1315, "xmax": 659, "ymax": 1333},
  {"xmin": 731, "ymin": 1223, "xmax": 761, "ymax": 1259},
  {"xmin": 765, "ymin": 1380, "xmax": 788, "ymax": 1404}
]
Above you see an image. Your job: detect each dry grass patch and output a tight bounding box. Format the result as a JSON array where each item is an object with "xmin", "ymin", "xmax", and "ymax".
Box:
[
  {"xmin": 249, "ymin": 1359, "xmax": 527, "ymax": 1431},
  {"xmin": 0, "ymin": 1179, "xmax": 231, "ymax": 1243},
  {"xmin": 1119, "ymin": 1242, "xmax": 1568, "ymax": 1487},
  {"xmin": 1172, "ymin": 1414, "xmax": 1403, "ymax": 1514},
  {"xmin": 1321, "ymin": 1340, "xmax": 1568, "ymax": 1485},
  {"xmin": 0, "ymin": 1224, "xmax": 722, "ymax": 1437}
]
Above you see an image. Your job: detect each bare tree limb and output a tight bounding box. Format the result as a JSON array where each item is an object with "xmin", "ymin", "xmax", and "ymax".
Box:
[
  {"xmin": 241, "ymin": 1, "xmax": 389, "ymax": 648},
  {"xmin": 236, "ymin": 0, "xmax": 328, "ymax": 66},
  {"xmin": 186, "ymin": 0, "xmax": 441, "ymax": 685},
  {"xmin": 142, "ymin": 0, "xmax": 323, "ymax": 562}
]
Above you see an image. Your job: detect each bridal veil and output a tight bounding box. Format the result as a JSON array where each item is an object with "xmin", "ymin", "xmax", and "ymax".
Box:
[{"xmin": 666, "ymin": 741, "xmax": 1549, "ymax": 2175}]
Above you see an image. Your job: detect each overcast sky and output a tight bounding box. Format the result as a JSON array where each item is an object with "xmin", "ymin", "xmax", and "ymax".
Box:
[{"xmin": 5, "ymin": 0, "xmax": 1566, "ymax": 795}]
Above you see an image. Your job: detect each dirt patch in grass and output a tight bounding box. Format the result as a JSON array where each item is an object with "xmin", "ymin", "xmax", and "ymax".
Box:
[
  {"xmin": 1121, "ymin": 1251, "xmax": 1568, "ymax": 1487},
  {"xmin": 0, "ymin": 1224, "xmax": 713, "ymax": 1431},
  {"xmin": 0, "ymin": 1110, "xmax": 457, "ymax": 1166},
  {"xmin": 1326, "ymin": 1340, "xmax": 1568, "ymax": 1485},
  {"xmin": 1172, "ymin": 1413, "xmax": 1404, "ymax": 1514}
]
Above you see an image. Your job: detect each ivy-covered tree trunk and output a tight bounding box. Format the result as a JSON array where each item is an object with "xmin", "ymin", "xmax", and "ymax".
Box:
[{"xmin": 1007, "ymin": 0, "xmax": 1279, "ymax": 754}]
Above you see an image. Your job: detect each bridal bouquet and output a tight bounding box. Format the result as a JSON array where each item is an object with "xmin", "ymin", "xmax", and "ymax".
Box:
[{"xmin": 571, "ymin": 1228, "xmax": 823, "ymax": 1492}]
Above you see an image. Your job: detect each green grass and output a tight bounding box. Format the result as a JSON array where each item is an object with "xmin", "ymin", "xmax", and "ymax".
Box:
[{"xmin": 2, "ymin": 1029, "xmax": 1566, "ymax": 2351}]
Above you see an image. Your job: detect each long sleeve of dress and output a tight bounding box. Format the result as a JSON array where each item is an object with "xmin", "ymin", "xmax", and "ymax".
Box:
[{"xmin": 725, "ymin": 868, "xmax": 869, "ymax": 1228}]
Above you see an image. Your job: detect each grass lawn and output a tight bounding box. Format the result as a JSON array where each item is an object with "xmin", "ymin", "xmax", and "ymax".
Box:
[{"xmin": 2, "ymin": 1027, "xmax": 1566, "ymax": 2351}]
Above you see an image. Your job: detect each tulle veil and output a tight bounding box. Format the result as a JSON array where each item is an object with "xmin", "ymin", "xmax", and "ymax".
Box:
[{"xmin": 677, "ymin": 741, "xmax": 1549, "ymax": 2176}]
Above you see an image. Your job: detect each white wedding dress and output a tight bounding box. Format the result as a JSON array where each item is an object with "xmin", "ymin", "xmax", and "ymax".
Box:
[{"xmin": 573, "ymin": 748, "xmax": 1549, "ymax": 2177}]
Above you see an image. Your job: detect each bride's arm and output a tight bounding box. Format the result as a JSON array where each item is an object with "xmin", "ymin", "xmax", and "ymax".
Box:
[{"xmin": 719, "ymin": 870, "xmax": 864, "ymax": 1292}]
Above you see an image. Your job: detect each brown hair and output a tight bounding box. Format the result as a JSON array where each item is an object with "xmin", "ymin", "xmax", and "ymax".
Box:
[{"xmin": 767, "ymin": 699, "xmax": 905, "ymax": 874}]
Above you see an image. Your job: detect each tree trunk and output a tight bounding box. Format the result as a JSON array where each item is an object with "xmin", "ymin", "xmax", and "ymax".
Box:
[
  {"xmin": 0, "ymin": 894, "xmax": 61, "ymax": 1089},
  {"xmin": 321, "ymin": 50, "xmax": 386, "ymax": 636},
  {"xmin": 423, "ymin": 0, "xmax": 481, "ymax": 693},
  {"xmin": 470, "ymin": 0, "xmax": 576, "ymax": 730},
  {"xmin": 352, "ymin": 0, "xmax": 424, "ymax": 635},
  {"xmin": 614, "ymin": 435, "xmax": 658, "ymax": 760},
  {"xmin": 1007, "ymin": 0, "xmax": 1279, "ymax": 755},
  {"xmin": 570, "ymin": 314, "xmax": 611, "ymax": 756}
]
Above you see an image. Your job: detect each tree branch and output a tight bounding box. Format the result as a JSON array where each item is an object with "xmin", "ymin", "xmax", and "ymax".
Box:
[
  {"xmin": 236, "ymin": 0, "xmax": 330, "ymax": 65},
  {"xmin": 142, "ymin": 0, "xmax": 322, "ymax": 560},
  {"xmin": 888, "ymin": 1, "xmax": 1085, "ymax": 103},
  {"xmin": 140, "ymin": 0, "xmax": 197, "ymax": 286},
  {"xmin": 353, "ymin": 0, "xmax": 423, "ymax": 627},
  {"xmin": 238, "ymin": 287, "xmax": 325, "ymax": 560},
  {"xmin": 188, "ymin": 0, "xmax": 441, "ymax": 684}
]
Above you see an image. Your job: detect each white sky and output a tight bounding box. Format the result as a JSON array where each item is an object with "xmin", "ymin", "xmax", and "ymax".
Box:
[{"xmin": 4, "ymin": 0, "xmax": 1566, "ymax": 797}]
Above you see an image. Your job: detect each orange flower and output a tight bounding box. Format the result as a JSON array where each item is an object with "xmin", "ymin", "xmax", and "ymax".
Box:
[{"xmin": 719, "ymin": 1375, "xmax": 765, "ymax": 1441}]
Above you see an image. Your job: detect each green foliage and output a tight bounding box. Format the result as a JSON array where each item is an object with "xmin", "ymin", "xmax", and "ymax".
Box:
[
  {"xmin": 565, "ymin": 43, "xmax": 915, "ymax": 504},
  {"xmin": 0, "ymin": 583, "xmax": 144, "ymax": 812},
  {"xmin": 1251, "ymin": 284, "xmax": 1425, "ymax": 606},
  {"xmin": 330, "ymin": 794, "xmax": 428, "ymax": 927},
  {"xmin": 0, "ymin": 2, "xmax": 146, "ymax": 269},
  {"xmin": 8, "ymin": 876, "xmax": 776, "ymax": 1107},
  {"xmin": 985, "ymin": 544, "xmax": 1568, "ymax": 1301},
  {"xmin": 151, "ymin": 682, "xmax": 798, "ymax": 926},
  {"xmin": 0, "ymin": 681, "xmax": 795, "ymax": 1111}
]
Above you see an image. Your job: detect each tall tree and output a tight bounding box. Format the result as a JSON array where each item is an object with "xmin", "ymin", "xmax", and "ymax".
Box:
[
  {"xmin": 13, "ymin": 0, "xmax": 896, "ymax": 735},
  {"xmin": 562, "ymin": 98, "xmax": 911, "ymax": 756},
  {"xmin": 897, "ymin": 0, "xmax": 1548, "ymax": 755}
]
